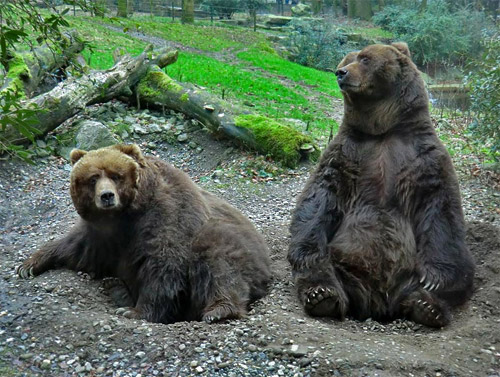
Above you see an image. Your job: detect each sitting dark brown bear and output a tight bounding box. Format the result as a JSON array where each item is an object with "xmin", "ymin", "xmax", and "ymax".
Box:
[
  {"xmin": 287, "ymin": 42, "xmax": 475, "ymax": 327},
  {"xmin": 17, "ymin": 144, "xmax": 272, "ymax": 324}
]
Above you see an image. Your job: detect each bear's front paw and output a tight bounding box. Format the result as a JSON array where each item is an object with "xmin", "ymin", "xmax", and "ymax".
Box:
[
  {"xmin": 115, "ymin": 307, "xmax": 141, "ymax": 319},
  {"xmin": 304, "ymin": 286, "xmax": 347, "ymax": 319},
  {"xmin": 16, "ymin": 260, "xmax": 37, "ymax": 279},
  {"xmin": 418, "ymin": 264, "xmax": 446, "ymax": 292}
]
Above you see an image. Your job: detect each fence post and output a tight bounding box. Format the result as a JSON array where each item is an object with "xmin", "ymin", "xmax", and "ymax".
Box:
[{"xmin": 171, "ymin": 1, "xmax": 174, "ymax": 21}]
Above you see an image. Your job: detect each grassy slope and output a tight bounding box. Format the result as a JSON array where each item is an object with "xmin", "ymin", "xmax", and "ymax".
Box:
[{"xmin": 68, "ymin": 16, "xmax": 341, "ymax": 138}]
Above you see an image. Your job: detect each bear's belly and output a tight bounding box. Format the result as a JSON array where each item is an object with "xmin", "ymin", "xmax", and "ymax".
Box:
[{"xmin": 328, "ymin": 205, "xmax": 416, "ymax": 288}]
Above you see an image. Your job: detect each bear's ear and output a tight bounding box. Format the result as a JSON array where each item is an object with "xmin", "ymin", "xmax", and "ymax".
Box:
[
  {"xmin": 70, "ymin": 149, "xmax": 88, "ymax": 165},
  {"xmin": 113, "ymin": 144, "xmax": 147, "ymax": 167},
  {"xmin": 391, "ymin": 42, "xmax": 411, "ymax": 58},
  {"xmin": 337, "ymin": 50, "xmax": 359, "ymax": 70}
]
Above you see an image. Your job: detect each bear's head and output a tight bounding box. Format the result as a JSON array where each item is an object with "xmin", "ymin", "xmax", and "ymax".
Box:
[
  {"xmin": 335, "ymin": 42, "xmax": 428, "ymax": 134},
  {"xmin": 69, "ymin": 144, "xmax": 147, "ymax": 221}
]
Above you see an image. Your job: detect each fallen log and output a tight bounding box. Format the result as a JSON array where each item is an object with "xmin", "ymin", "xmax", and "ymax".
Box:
[
  {"xmin": 2, "ymin": 45, "xmax": 319, "ymax": 167},
  {"xmin": 137, "ymin": 65, "xmax": 320, "ymax": 167},
  {"xmin": 1, "ymin": 31, "xmax": 85, "ymax": 98},
  {"xmin": 2, "ymin": 45, "xmax": 177, "ymax": 144}
]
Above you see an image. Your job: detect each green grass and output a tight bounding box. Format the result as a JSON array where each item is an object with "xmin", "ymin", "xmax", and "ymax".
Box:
[
  {"xmin": 62, "ymin": 15, "xmax": 339, "ymax": 137},
  {"xmin": 237, "ymin": 48, "xmax": 341, "ymax": 98},
  {"xmin": 99, "ymin": 16, "xmax": 267, "ymax": 52},
  {"xmin": 349, "ymin": 26, "xmax": 394, "ymax": 39},
  {"xmin": 68, "ymin": 17, "xmax": 147, "ymax": 69},
  {"xmin": 169, "ymin": 52, "xmax": 336, "ymax": 133}
]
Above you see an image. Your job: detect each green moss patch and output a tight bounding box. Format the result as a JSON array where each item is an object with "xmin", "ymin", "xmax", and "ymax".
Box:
[
  {"xmin": 3, "ymin": 54, "xmax": 31, "ymax": 97},
  {"xmin": 235, "ymin": 114, "xmax": 320, "ymax": 168},
  {"xmin": 137, "ymin": 67, "xmax": 183, "ymax": 101}
]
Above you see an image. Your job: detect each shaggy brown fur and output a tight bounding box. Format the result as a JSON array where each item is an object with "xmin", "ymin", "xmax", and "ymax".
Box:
[
  {"xmin": 287, "ymin": 43, "xmax": 475, "ymax": 327},
  {"xmin": 17, "ymin": 144, "xmax": 271, "ymax": 324}
]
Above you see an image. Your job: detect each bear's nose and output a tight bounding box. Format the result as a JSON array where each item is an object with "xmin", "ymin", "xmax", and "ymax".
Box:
[
  {"xmin": 100, "ymin": 190, "xmax": 115, "ymax": 207},
  {"xmin": 335, "ymin": 68, "xmax": 348, "ymax": 81}
]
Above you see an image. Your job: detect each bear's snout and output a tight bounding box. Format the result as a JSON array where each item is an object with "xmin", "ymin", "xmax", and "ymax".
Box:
[
  {"xmin": 335, "ymin": 68, "xmax": 348, "ymax": 80},
  {"xmin": 100, "ymin": 190, "xmax": 115, "ymax": 207},
  {"xmin": 94, "ymin": 177, "xmax": 120, "ymax": 210},
  {"xmin": 335, "ymin": 68, "xmax": 352, "ymax": 89}
]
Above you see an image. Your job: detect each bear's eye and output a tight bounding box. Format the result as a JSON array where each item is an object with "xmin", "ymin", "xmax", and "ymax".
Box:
[
  {"xmin": 360, "ymin": 57, "xmax": 370, "ymax": 64},
  {"xmin": 89, "ymin": 176, "xmax": 98, "ymax": 186},
  {"xmin": 110, "ymin": 174, "xmax": 122, "ymax": 182}
]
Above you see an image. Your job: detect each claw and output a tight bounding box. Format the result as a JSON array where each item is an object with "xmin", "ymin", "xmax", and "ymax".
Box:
[
  {"xmin": 424, "ymin": 281, "xmax": 432, "ymax": 290},
  {"xmin": 29, "ymin": 267, "xmax": 34, "ymax": 277},
  {"xmin": 435, "ymin": 283, "xmax": 440, "ymax": 290},
  {"xmin": 318, "ymin": 288, "xmax": 325, "ymax": 293},
  {"xmin": 435, "ymin": 314, "xmax": 441, "ymax": 320},
  {"xmin": 419, "ymin": 274, "xmax": 426, "ymax": 284},
  {"xmin": 417, "ymin": 299, "xmax": 422, "ymax": 304},
  {"xmin": 115, "ymin": 307, "xmax": 127, "ymax": 315}
]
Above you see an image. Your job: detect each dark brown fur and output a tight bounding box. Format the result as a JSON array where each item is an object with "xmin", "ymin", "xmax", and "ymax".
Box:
[
  {"xmin": 17, "ymin": 144, "xmax": 271, "ymax": 324},
  {"xmin": 287, "ymin": 43, "xmax": 475, "ymax": 327}
]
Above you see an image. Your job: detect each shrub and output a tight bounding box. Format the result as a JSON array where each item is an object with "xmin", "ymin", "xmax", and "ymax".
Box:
[
  {"xmin": 373, "ymin": 2, "xmax": 492, "ymax": 68},
  {"xmin": 286, "ymin": 19, "xmax": 358, "ymax": 71},
  {"xmin": 465, "ymin": 34, "xmax": 500, "ymax": 161}
]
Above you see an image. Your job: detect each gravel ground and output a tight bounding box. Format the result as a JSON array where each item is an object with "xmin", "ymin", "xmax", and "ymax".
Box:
[{"xmin": 1, "ymin": 105, "xmax": 500, "ymax": 377}]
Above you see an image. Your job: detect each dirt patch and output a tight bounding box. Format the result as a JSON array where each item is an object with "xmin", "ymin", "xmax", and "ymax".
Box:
[{"xmin": 0, "ymin": 124, "xmax": 499, "ymax": 376}]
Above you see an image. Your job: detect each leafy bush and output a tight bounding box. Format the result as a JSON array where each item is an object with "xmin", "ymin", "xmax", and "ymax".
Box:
[
  {"xmin": 373, "ymin": 2, "xmax": 492, "ymax": 67},
  {"xmin": 286, "ymin": 19, "xmax": 358, "ymax": 71},
  {"xmin": 466, "ymin": 34, "xmax": 500, "ymax": 161}
]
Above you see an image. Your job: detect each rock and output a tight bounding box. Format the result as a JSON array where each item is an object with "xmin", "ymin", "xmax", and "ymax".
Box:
[
  {"xmin": 149, "ymin": 123, "xmax": 162, "ymax": 133},
  {"xmin": 177, "ymin": 133, "xmax": 189, "ymax": 142},
  {"xmin": 75, "ymin": 120, "xmax": 118, "ymax": 151},
  {"xmin": 291, "ymin": 3, "xmax": 311, "ymax": 17},
  {"xmin": 288, "ymin": 344, "xmax": 308, "ymax": 357},
  {"xmin": 265, "ymin": 16, "xmax": 292, "ymax": 26}
]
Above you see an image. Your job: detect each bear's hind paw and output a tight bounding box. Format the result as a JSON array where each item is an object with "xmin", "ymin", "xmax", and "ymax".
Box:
[
  {"xmin": 304, "ymin": 286, "xmax": 347, "ymax": 319},
  {"xmin": 115, "ymin": 307, "xmax": 141, "ymax": 319},
  {"xmin": 405, "ymin": 292, "xmax": 451, "ymax": 328},
  {"xmin": 202, "ymin": 303, "xmax": 245, "ymax": 323}
]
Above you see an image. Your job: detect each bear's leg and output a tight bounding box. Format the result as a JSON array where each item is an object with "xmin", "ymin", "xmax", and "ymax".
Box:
[
  {"xmin": 400, "ymin": 289, "xmax": 451, "ymax": 328},
  {"xmin": 17, "ymin": 227, "xmax": 87, "ymax": 278},
  {"xmin": 102, "ymin": 278, "xmax": 135, "ymax": 308},
  {"xmin": 190, "ymin": 221, "xmax": 270, "ymax": 323},
  {"xmin": 295, "ymin": 265, "xmax": 349, "ymax": 319},
  {"xmin": 194, "ymin": 253, "xmax": 250, "ymax": 323}
]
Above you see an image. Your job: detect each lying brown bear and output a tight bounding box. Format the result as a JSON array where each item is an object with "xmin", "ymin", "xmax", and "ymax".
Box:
[
  {"xmin": 17, "ymin": 144, "xmax": 272, "ymax": 324},
  {"xmin": 287, "ymin": 42, "xmax": 475, "ymax": 327}
]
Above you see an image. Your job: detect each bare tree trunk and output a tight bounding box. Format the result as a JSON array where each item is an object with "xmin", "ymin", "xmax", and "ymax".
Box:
[
  {"xmin": 117, "ymin": 0, "xmax": 129, "ymax": 17},
  {"xmin": 348, "ymin": 0, "xmax": 372, "ymax": 19},
  {"xmin": 181, "ymin": 0, "xmax": 194, "ymax": 23}
]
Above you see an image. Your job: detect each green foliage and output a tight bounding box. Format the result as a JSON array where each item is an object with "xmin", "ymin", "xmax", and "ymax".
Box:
[
  {"xmin": 0, "ymin": 88, "xmax": 41, "ymax": 162},
  {"xmin": 0, "ymin": 0, "xmax": 94, "ymax": 160},
  {"xmin": 465, "ymin": 34, "xmax": 500, "ymax": 161},
  {"xmin": 286, "ymin": 19, "xmax": 359, "ymax": 71},
  {"xmin": 235, "ymin": 114, "xmax": 320, "ymax": 167},
  {"xmin": 372, "ymin": 2, "xmax": 493, "ymax": 67}
]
